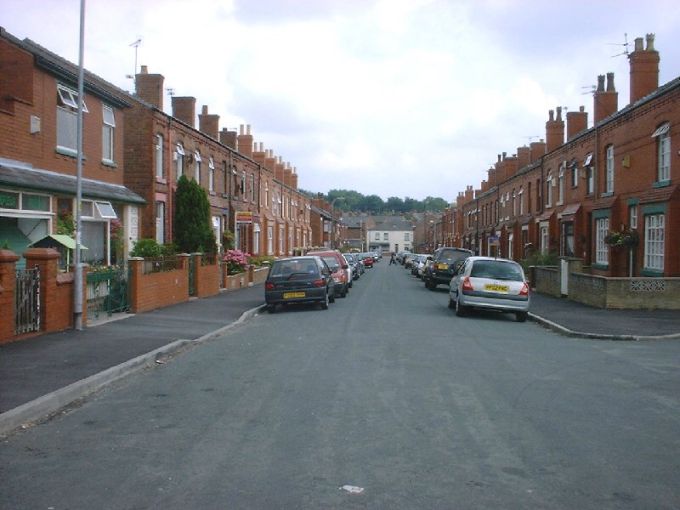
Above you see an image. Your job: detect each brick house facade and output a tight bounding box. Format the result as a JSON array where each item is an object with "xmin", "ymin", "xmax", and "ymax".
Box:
[{"xmin": 456, "ymin": 34, "xmax": 679, "ymax": 278}]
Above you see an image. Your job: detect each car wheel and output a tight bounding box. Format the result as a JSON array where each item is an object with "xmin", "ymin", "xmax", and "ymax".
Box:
[
  {"xmin": 425, "ymin": 280, "xmax": 436, "ymax": 290},
  {"xmin": 455, "ymin": 298, "xmax": 469, "ymax": 317},
  {"xmin": 267, "ymin": 304, "xmax": 276, "ymax": 314},
  {"xmin": 320, "ymin": 292, "xmax": 329, "ymax": 310},
  {"xmin": 329, "ymin": 291, "xmax": 335, "ymax": 303},
  {"xmin": 341, "ymin": 286, "xmax": 347, "ymax": 298},
  {"xmin": 349, "ymin": 280, "xmax": 353, "ymax": 288},
  {"xmin": 448, "ymin": 297, "xmax": 455, "ymax": 309},
  {"xmin": 515, "ymin": 311, "xmax": 528, "ymax": 322}
]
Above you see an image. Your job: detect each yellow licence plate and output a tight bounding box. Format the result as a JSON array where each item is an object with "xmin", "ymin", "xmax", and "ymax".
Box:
[
  {"xmin": 485, "ymin": 283, "xmax": 509, "ymax": 293},
  {"xmin": 283, "ymin": 291, "xmax": 306, "ymax": 299},
  {"xmin": 437, "ymin": 263, "xmax": 449, "ymax": 270}
]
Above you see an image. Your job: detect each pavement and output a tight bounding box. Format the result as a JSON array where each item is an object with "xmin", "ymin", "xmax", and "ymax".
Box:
[{"xmin": 1, "ymin": 281, "xmax": 679, "ymax": 436}]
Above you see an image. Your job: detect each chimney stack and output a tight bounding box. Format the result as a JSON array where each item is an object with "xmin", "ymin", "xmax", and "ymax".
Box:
[
  {"xmin": 517, "ymin": 146, "xmax": 531, "ymax": 169},
  {"xmin": 566, "ymin": 105, "xmax": 588, "ymax": 140},
  {"xmin": 629, "ymin": 33, "xmax": 660, "ymax": 104},
  {"xmin": 594, "ymin": 73, "xmax": 618, "ymax": 124},
  {"xmin": 219, "ymin": 128, "xmax": 237, "ymax": 149},
  {"xmin": 529, "ymin": 139, "xmax": 546, "ymax": 162},
  {"xmin": 135, "ymin": 65, "xmax": 165, "ymax": 109},
  {"xmin": 545, "ymin": 108, "xmax": 565, "ymax": 152},
  {"xmin": 237, "ymin": 124, "xmax": 253, "ymax": 158},
  {"xmin": 291, "ymin": 167, "xmax": 298, "ymax": 190},
  {"xmin": 171, "ymin": 96, "xmax": 196, "ymax": 127},
  {"xmin": 198, "ymin": 105, "xmax": 219, "ymax": 140}
]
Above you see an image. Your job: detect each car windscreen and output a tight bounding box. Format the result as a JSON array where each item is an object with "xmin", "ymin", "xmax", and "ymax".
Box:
[
  {"xmin": 438, "ymin": 249, "xmax": 470, "ymax": 263},
  {"xmin": 321, "ymin": 256, "xmax": 339, "ymax": 270},
  {"xmin": 270, "ymin": 260, "xmax": 319, "ymax": 277},
  {"xmin": 470, "ymin": 260, "xmax": 524, "ymax": 281}
]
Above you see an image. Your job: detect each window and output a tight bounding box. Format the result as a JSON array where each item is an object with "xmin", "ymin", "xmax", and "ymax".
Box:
[
  {"xmin": 629, "ymin": 205, "xmax": 638, "ymax": 229},
  {"xmin": 545, "ymin": 173, "xmax": 553, "ymax": 207},
  {"xmin": 539, "ymin": 225, "xmax": 549, "ymax": 254},
  {"xmin": 654, "ymin": 123, "xmax": 671, "ymax": 182},
  {"xmin": 208, "ymin": 157, "xmax": 215, "ymax": 192},
  {"xmin": 595, "ymin": 217, "xmax": 609, "ymax": 265},
  {"xmin": 512, "ymin": 190, "xmax": 517, "ymax": 217},
  {"xmin": 605, "ymin": 145, "xmax": 614, "ymax": 194},
  {"xmin": 586, "ymin": 166, "xmax": 594, "ymax": 195},
  {"xmin": 194, "ymin": 151, "xmax": 202, "ymax": 185},
  {"xmin": 558, "ymin": 164, "xmax": 565, "ymax": 204},
  {"xmin": 374, "ymin": 232, "xmax": 380, "ymax": 241},
  {"xmin": 175, "ymin": 143, "xmax": 185, "ymax": 179},
  {"xmin": 253, "ymin": 224, "xmax": 260, "ymax": 256},
  {"xmin": 570, "ymin": 161, "xmax": 578, "ymax": 188},
  {"xmin": 101, "ymin": 105, "xmax": 116, "ymax": 163},
  {"xmin": 267, "ymin": 226, "xmax": 273, "ymax": 255},
  {"xmin": 383, "ymin": 233, "xmax": 389, "ymax": 241},
  {"xmin": 56, "ymin": 84, "xmax": 87, "ymax": 154},
  {"xmin": 223, "ymin": 162, "xmax": 228, "ymax": 195},
  {"xmin": 94, "ymin": 201, "xmax": 117, "ymax": 219},
  {"xmin": 250, "ymin": 175, "xmax": 255, "ymax": 202},
  {"xmin": 507, "ymin": 233, "xmax": 513, "ymax": 260},
  {"xmin": 404, "ymin": 232, "xmax": 410, "ymax": 241},
  {"xmin": 155, "ymin": 201, "xmax": 165, "ymax": 244},
  {"xmin": 240, "ymin": 172, "xmax": 246, "ymax": 195},
  {"xmin": 644, "ymin": 214, "xmax": 664, "ymax": 271},
  {"xmin": 519, "ymin": 187, "xmax": 524, "ymax": 215},
  {"xmin": 155, "ymin": 134, "xmax": 164, "ymax": 179}
]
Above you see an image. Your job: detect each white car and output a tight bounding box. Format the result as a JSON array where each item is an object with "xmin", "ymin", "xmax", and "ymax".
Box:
[{"xmin": 448, "ymin": 256, "xmax": 530, "ymax": 322}]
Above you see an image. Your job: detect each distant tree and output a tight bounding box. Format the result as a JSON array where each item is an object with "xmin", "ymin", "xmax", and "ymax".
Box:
[
  {"xmin": 422, "ymin": 196, "xmax": 449, "ymax": 211},
  {"xmin": 174, "ymin": 175, "xmax": 216, "ymax": 254},
  {"xmin": 386, "ymin": 196, "xmax": 405, "ymax": 213},
  {"xmin": 361, "ymin": 194, "xmax": 385, "ymax": 213}
]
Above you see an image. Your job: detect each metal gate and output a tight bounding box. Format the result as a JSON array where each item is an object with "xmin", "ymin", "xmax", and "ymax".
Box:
[
  {"xmin": 86, "ymin": 266, "xmax": 129, "ymax": 320},
  {"xmin": 188, "ymin": 256, "xmax": 196, "ymax": 296},
  {"xmin": 16, "ymin": 266, "xmax": 40, "ymax": 334}
]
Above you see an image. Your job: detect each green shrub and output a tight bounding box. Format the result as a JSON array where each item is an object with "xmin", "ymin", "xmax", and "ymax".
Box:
[{"xmin": 130, "ymin": 238, "xmax": 163, "ymax": 258}]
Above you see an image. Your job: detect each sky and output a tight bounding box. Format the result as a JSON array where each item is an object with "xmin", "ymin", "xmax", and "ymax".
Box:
[{"xmin": 3, "ymin": 0, "xmax": 680, "ymax": 202}]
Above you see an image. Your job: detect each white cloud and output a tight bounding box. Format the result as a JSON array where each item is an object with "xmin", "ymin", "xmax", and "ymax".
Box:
[{"xmin": 2, "ymin": 0, "xmax": 679, "ymax": 201}]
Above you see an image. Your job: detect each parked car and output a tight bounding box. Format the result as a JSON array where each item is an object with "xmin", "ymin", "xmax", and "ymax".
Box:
[
  {"xmin": 448, "ymin": 256, "xmax": 530, "ymax": 322},
  {"xmin": 307, "ymin": 249, "xmax": 351, "ymax": 297},
  {"xmin": 343, "ymin": 253, "xmax": 360, "ymax": 281},
  {"xmin": 360, "ymin": 252, "xmax": 374, "ymax": 268},
  {"xmin": 423, "ymin": 247, "xmax": 473, "ymax": 290},
  {"xmin": 410, "ymin": 254, "xmax": 429, "ymax": 277},
  {"xmin": 264, "ymin": 256, "xmax": 335, "ymax": 313}
]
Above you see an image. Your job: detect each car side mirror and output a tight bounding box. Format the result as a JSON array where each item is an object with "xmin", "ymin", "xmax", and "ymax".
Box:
[
  {"xmin": 427, "ymin": 256, "xmax": 433, "ymax": 261},
  {"xmin": 342, "ymin": 264, "xmax": 348, "ymax": 270}
]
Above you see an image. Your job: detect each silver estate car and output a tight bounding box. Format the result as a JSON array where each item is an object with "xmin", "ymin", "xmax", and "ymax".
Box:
[{"xmin": 448, "ymin": 256, "xmax": 530, "ymax": 322}]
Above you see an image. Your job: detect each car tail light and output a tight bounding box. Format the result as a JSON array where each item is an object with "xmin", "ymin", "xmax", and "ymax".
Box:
[
  {"xmin": 462, "ymin": 276, "xmax": 473, "ymax": 292},
  {"xmin": 519, "ymin": 282, "xmax": 529, "ymax": 296},
  {"xmin": 265, "ymin": 282, "xmax": 275, "ymax": 291},
  {"xmin": 312, "ymin": 278, "xmax": 325, "ymax": 287}
]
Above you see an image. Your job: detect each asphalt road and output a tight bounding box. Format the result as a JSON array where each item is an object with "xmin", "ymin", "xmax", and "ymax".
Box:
[{"xmin": 2, "ymin": 262, "xmax": 680, "ymax": 509}]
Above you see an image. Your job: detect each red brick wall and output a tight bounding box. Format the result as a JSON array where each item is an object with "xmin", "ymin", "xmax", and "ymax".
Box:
[
  {"xmin": 194, "ymin": 255, "xmax": 220, "ymax": 298},
  {"xmin": 128, "ymin": 257, "xmax": 189, "ymax": 313},
  {"xmin": 0, "ymin": 250, "xmax": 19, "ymax": 343}
]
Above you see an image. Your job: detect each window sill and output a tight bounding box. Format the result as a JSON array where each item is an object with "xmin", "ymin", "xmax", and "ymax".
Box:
[
  {"xmin": 209, "ymin": 191, "xmax": 216, "ymax": 196},
  {"xmin": 641, "ymin": 268, "xmax": 664, "ymax": 277},
  {"xmin": 55, "ymin": 146, "xmax": 78, "ymax": 158},
  {"xmin": 155, "ymin": 177, "xmax": 167, "ymax": 184},
  {"xmin": 600, "ymin": 192, "xmax": 614, "ymax": 198},
  {"xmin": 102, "ymin": 159, "xmax": 117, "ymax": 169},
  {"xmin": 652, "ymin": 180, "xmax": 670, "ymax": 189},
  {"xmin": 592, "ymin": 263, "xmax": 609, "ymax": 270}
]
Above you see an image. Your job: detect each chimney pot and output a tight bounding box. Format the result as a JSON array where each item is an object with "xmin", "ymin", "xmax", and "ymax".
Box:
[
  {"xmin": 597, "ymin": 75, "xmax": 605, "ymax": 92},
  {"xmin": 634, "ymin": 37, "xmax": 644, "ymax": 52},
  {"xmin": 646, "ymin": 33, "xmax": 655, "ymax": 51},
  {"xmin": 140, "ymin": 65, "xmax": 148, "ymax": 74},
  {"xmin": 606, "ymin": 72, "xmax": 615, "ymax": 92}
]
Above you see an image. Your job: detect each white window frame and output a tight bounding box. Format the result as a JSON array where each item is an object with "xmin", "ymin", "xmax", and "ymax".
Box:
[
  {"xmin": 546, "ymin": 173, "xmax": 553, "ymax": 208},
  {"xmin": 605, "ymin": 145, "xmax": 614, "ymax": 194},
  {"xmin": 557, "ymin": 164, "xmax": 565, "ymax": 205},
  {"xmin": 655, "ymin": 123, "xmax": 671, "ymax": 182},
  {"xmin": 56, "ymin": 84, "xmax": 88, "ymax": 154},
  {"xmin": 102, "ymin": 105, "xmax": 115, "ymax": 163},
  {"xmin": 175, "ymin": 143, "xmax": 185, "ymax": 179},
  {"xmin": 155, "ymin": 201, "xmax": 165, "ymax": 244},
  {"xmin": 595, "ymin": 217, "xmax": 609, "ymax": 265},
  {"xmin": 194, "ymin": 151, "xmax": 202, "ymax": 185},
  {"xmin": 155, "ymin": 134, "xmax": 164, "ymax": 180},
  {"xmin": 267, "ymin": 225, "xmax": 273, "ymax": 255},
  {"xmin": 208, "ymin": 157, "xmax": 215, "ymax": 192},
  {"xmin": 94, "ymin": 201, "xmax": 117, "ymax": 219},
  {"xmin": 629, "ymin": 206, "xmax": 638, "ymax": 230},
  {"xmin": 644, "ymin": 214, "xmax": 665, "ymax": 271},
  {"xmin": 539, "ymin": 224, "xmax": 549, "ymax": 254}
]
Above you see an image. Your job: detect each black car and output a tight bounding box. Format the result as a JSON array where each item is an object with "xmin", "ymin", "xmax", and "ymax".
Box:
[
  {"xmin": 264, "ymin": 256, "xmax": 335, "ymax": 312},
  {"xmin": 423, "ymin": 247, "xmax": 473, "ymax": 290}
]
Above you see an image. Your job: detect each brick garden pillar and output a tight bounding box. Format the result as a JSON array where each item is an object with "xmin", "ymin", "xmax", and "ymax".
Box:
[
  {"xmin": 0, "ymin": 249, "xmax": 20, "ymax": 343},
  {"xmin": 127, "ymin": 257, "xmax": 143, "ymax": 313},
  {"xmin": 23, "ymin": 248, "xmax": 63, "ymax": 332}
]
